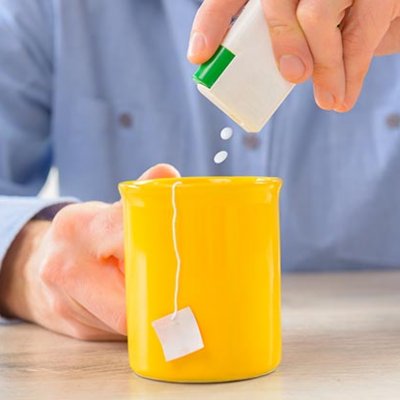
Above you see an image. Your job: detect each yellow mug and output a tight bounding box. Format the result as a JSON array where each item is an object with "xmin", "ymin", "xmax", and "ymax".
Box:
[{"xmin": 119, "ymin": 176, "xmax": 283, "ymax": 383}]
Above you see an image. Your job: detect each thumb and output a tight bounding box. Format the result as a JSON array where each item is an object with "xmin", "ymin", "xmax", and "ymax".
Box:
[
  {"xmin": 138, "ymin": 163, "xmax": 181, "ymax": 180},
  {"xmin": 116, "ymin": 163, "xmax": 180, "ymax": 272},
  {"xmin": 103, "ymin": 165, "xmax": 179, "ymax": 274},
  {"xmin": 95, "ymin": 164, "xmax": 179, "ymax": 260}
]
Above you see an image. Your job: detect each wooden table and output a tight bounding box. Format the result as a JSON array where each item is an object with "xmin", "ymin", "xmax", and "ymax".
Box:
[{"xmin": 1, "ymin": 271, "xmax": 399, "ymax": 400}]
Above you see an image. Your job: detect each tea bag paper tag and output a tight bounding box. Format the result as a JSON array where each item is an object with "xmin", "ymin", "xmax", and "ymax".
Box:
[{"xmin": 152, "ymin": 307, "xmax": 204, "ymax": 362}]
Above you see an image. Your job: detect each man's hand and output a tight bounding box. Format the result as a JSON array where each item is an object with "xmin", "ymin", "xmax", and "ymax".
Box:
[
  {"xmin": 188, "ymin": 0, "xmax": 400, "ymax": 111},
  {"xmin": 0, "ymin": 164, "xmax": 180, "ymax": 340}
]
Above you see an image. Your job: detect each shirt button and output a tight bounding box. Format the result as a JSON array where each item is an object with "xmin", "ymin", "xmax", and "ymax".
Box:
[
  {"xmin": 243, "ymin": 133, "xmax": 261, "ymax": 150},
  {"xmin": 386, "ymin": 113, "xmax": 400, "ymax": 129},
  {"xmin": 119, "ymin": 112, "xmax": 133, "ymax": 129}
]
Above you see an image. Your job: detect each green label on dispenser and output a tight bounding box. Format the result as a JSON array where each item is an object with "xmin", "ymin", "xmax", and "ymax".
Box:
[{"xmin": 193, "ymin": 46, "xmax": 236, "ymax": 89}]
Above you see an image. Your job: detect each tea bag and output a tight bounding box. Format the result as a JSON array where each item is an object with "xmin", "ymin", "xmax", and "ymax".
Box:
[
  {"xmin": 152, "ymin": 307, "xmax": 204, "ymax": 362},
  {"xmin": 152, "ymin": 182, "xmax": 204, "ymax": 361}
]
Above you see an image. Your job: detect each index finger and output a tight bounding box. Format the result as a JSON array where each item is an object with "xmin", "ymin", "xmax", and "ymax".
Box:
[
  {"xmin": 188, "ymin": 0, "xmax": 247, "ymax": 64},
  {"xmin": 66, "ymin": 257, "xmax": 127, "ymax": 335}
]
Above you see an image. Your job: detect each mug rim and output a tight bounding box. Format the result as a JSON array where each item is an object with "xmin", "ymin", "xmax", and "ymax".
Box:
[{"xmin": 119, "ymin": 176, "xmax": 283, "ymax": 191}]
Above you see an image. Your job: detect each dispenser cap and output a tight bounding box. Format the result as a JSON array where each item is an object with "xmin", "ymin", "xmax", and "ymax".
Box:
[{"xmin": 193, "ymin": 46, "xmax": 236, "ymax": 89}]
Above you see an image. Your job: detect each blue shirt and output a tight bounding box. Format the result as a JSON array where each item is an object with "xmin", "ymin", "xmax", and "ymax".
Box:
[{"xmin": 1, "ymin": 0, "xmax": 400, "ymax": 272}]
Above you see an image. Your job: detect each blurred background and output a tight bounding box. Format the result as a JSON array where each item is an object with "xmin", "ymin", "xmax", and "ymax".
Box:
[{"xmin": 39, "ymin": 168, "xmax": 59, "ymax": 198}]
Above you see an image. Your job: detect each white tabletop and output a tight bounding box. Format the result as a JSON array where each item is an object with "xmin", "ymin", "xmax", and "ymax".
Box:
[{"xmin": 1, "ymin": 270, "xmax": 399, "ymax": 400}]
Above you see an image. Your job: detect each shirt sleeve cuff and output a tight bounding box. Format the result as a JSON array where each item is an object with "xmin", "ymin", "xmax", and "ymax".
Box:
[
  {"xmin": 0, "ymin": 316, "xmax": 21, "ymax": 325},
  {"xmin": 0, "ymin": 196, "xmax": 78, "ymax": 264}
]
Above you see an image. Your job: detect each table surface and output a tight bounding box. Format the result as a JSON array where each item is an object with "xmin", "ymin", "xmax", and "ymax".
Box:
[{"xmin": 1, "ymin": 270, "xmax": 399, "ymax": 400}]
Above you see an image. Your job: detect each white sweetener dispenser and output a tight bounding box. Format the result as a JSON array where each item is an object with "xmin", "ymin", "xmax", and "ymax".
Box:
[{"xmin": 193, "ymin": 0, "xmax": 294, "ymax": 133}]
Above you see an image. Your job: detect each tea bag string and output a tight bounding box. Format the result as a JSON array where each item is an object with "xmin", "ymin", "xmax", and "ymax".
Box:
[{"xmin": 171, "ymin": 181, "xmax": 182, "ymax": 320}]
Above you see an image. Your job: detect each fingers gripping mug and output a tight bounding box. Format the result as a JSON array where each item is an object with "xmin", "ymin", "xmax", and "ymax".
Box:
[{"xmin": 119, "ymin": 177, "xmax": 283, "ymax": 383}]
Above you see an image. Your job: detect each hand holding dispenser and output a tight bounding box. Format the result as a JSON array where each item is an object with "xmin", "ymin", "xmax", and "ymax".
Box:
[{"xmin": 193, "ymin": 0, "xmax": 294, "ymax": 133}]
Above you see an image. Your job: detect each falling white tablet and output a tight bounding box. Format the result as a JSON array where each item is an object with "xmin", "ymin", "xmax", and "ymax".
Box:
[{"xmin": 214, "ymin": 151, "xmax": 228, "ymax": 164}]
